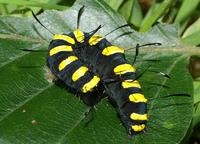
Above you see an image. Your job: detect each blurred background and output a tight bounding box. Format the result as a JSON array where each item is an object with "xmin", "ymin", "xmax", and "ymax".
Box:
[{"xmin": 0, "ymin": 0, "xmax": 199, "ymax": 143}]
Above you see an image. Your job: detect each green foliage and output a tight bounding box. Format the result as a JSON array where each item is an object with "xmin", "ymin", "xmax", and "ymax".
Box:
[
  {"xmin": 0, "ymin": 0, "xmax": 72, "ymax": 16},
  {"xmin": 193, "ymin": 81, "xmax": 200, "ymax": 127},
  {"xmin": 0, "ymin": 0, "xmax": 68, "ymax": 10},
  {"xmin": 118, "ymin": 0, "xmax": 143, "ymax": 28},
  {"xmin": 0, "ymin": 0, "xmax": 199, "ymax": 46},
  {"xmin": 175, "ymin": 0, "xmax": 199, "ymax": 24},
  {"xmin": 104, "ymin": 0, "xmax": 124, "ymax": 11},
  {"xmin": 139, "ymin": 0, "xmax": 174, "ymax": 32},
  {"xmin": 181, "ymin": 17, "xmax": 200, "ymax": 46},
  {"xmin": 0, "ymin": 0, "xmax": 196, "ymax": 143},
  {"xmin": 106, "ymin": 0, "xmax": 200, "ymax": 46}
]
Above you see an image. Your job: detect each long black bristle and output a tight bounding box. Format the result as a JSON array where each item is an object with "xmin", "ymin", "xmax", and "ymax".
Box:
[
  {"xmin": 105, "ymin": 24, "xmax": 132, "ymax": 36},
  {"xmin": 112, "ymin": 31, "xmax": 133, "ymax": 42},
  {"xmin": 132, "ymin": 43, "xmax": 139, "ymax": 64},
  {"xmin": 32, "ymin": 11, "xmax": 54, "ymax": 35},
  {"xmin": 20, "ymin": 49, "xmax": 47, "ymax": 52},
  {"xmin": 77, "ymin": 6, "xmax": 85, "ymax": 29}
]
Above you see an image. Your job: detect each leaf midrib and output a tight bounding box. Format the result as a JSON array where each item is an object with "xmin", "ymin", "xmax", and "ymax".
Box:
[{"xmin": 0, "ymin": 84, "xmax": 53, "ymax": 122}]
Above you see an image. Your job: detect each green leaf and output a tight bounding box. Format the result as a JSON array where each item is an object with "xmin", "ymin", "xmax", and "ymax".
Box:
[
  {"xmin": 0, "ymin": 4, "xmax": 9, "ymax": 15},
  {"xmin": 175, "ymin": 0, "xmax": 200, "ymax": 24},
  {"xmin": 192, "ymin": 81, "xmax": 200, "ymax": 127},
  {"xmin": 0, "ymin": 0, "xmax": 195, "ymax": 143},
  {"xmin": 0, "ymin": 0, "xmax": 69, "ymax": 10},
  {"xmin": 118, "ymin": 0, "xmax": 143, "ymax": 28},
  {"xmin": 183, "ymin": 18, "xmax": 200, "ymax": 38},
  {"xmin": 140, "ymin": 0, "xmax": 174, "ymax": 32},
  {"xmin": 182, "ymin": 31, "xmax": 200, "ymax": 46},
  {"xmin": 104, "ymin": 0, "xmax": 124, "ymax": 11},
  {"xmin": 0, "ymin": 0, "xmax": 71, "ymax": 16},
  {"xmin": 194, "ymin": 81, "xmax": 200, "ymax": 104},
  {"xmin": 182, "ymin": 17, "xmax": 200, "ymax": 46}
]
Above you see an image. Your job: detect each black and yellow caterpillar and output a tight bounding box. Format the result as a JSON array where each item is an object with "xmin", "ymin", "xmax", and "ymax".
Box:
[{"xmin": 46, "ymin": 6, "xmax": 147, "ymax": 135}]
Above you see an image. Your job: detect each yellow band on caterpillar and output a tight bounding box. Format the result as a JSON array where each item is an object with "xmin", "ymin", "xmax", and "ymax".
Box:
[
  {"xmin": 132, "ymin": 124, "xmax": 145, "ymax": 132},
  {"xmin": 122, "ymin": 80, "xmax": 141, "ymax": 88},
  {"xmin": 54, "ymin": 34, "xmax": 75, "ymax": 44},
  {"xmin": 50, "ymin": 45, "xmax": 73, "ymax": 56},
  {"xmin": 82, "ymin": 76, "xmax": 100, "ymax": 93},
  {"xmin": 130, "ymin": 113, "xmax": 148, "ymax": 121},
  {"xmin": 72, "ymin": 66, "xmax": 88, "ymax": 81},
  {"xmin": 73, "ymin": 29, "xmax": 84, "ymax": 43},
  {"xmin": 113, "ymin": 64, "xmax": 136, "ymax": 75},
  {"xmin": 58, "ymin": 56, "xmax": 78, "ymax": 71},
  {"xmin": 102, "ymin": 46, "xmax": 124, "ymax": 56},
  {"xmin": 89, "ymin": 35, "xmax": 104, "ymax": 46},
  {"xmin": 129, "ymin": 93, "xmax": 147, "ymax": 103}
]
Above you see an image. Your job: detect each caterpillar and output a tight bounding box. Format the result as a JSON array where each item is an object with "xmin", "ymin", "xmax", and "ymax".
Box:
[
  {"xmin": 47, "ymin": 27, "xmax": 104, "ymax": 106},
  {"xmin": 34, "ymin": 6, "xmax": 148, "ymax": 135}
]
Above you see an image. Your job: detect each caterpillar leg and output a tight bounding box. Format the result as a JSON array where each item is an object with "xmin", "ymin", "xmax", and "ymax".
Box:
[
  {"xmin": 83, "ymin": 107, "xmax": 95, "ymax": 127},
  {"xmin": 44, "ymin": 66, "xmax": 58, "ymax": 83},
  {"xmin": 80, "ymin": 83, "xmax": 105, "ymax": 106}
]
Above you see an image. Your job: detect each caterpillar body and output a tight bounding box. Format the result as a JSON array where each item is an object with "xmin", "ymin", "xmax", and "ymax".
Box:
[
  {"xmin": 46, "ymin": 6, "xmax": 147, "ymax": 135},
  {"xmin": 47, "ymin": 31, "xmax": 104, "ymax": 105}
]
